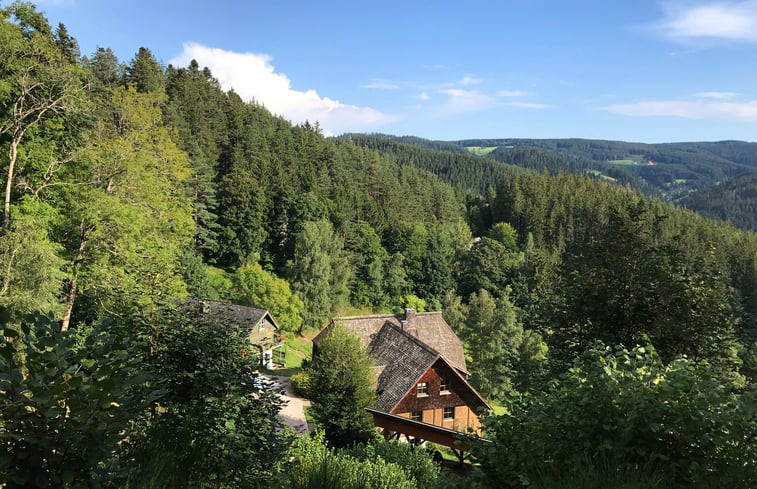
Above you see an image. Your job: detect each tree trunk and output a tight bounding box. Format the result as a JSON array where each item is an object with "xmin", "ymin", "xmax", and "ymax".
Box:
[
  {"xmin": 60, "ymin": 219, "xmax": 89, "ymax": 332},
  {"xmin": 4, "ymin": 137, "xmax": 18, "ymax": 230},
  {"xmin": 59, "ymin": 279, "xmax": 77, "ymax": 332}
]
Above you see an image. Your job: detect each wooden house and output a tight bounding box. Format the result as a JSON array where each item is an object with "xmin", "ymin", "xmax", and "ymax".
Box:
[
  {"xmin": 314, "ymin": 308, "xmax": 490, "ymax": 435},
  {"xmin": 190, "ymin": 299, "xmax": 283, "ymax": 369}
]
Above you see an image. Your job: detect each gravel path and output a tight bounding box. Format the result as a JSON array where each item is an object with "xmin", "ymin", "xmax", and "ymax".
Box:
[{"xmin": 265, "ymin": 375, "xmax": 311, "ymax": 435}]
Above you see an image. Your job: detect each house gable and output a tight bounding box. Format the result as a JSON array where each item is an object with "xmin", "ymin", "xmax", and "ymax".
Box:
[
  {"xmin": 315, "ymin": 308, "xmax": 468, "ymax": 374},
  {"xmin": 391, "ymin": 358, "xmax": 489, "ymax": 432}
]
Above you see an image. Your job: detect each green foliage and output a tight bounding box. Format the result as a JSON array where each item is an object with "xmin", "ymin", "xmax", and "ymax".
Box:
[
  {"xmin": 0, "ymin": 313, "xmax": 157, "ymax": 487},
  {"xmin": 457, "ymin": 237, "xmax": 523, "ymax": 298},
  {"xmin": 0, "ymin": 199, "xmax": 64, "ymax": 322},
  {"xmin": 545, "ymin": 200, "xmax": 741, "ymax": 369},
  {"xmin": 205, "ymin": 265, "xmax": 235, "ymax": 300},
  {"xmin": 125, "ymin": 46, "xmax": 165, "ymax": 93},
  {"xmin": 53, "ymin": 85, "xmax": 193, "ymax": 327},
  {"xmin": 278, "ymin": 432, "xmax": 437, "ymax": 489},
  {"xmin": 0, "ymin": 1, "xmax": 86, "ymax": 228},
  {"xmin": 342, "ymin": 439, "xmax": 441, "ymax": 489},
  {"xmin": 126, "ymin": 304, "xmax": 290, "ymax": 488},
  {"xmin": 399, "ymin": 294, "xmax": 427, "ymax": 312},
  {"xmin": 232, "ymin": 259, "xmax": 303, "ymax": 333},
  {"xmin": 477, "ymin": 342, "xmax": 756, "ymax": 488},
  {"xmin": 289, "ymin": 220, "xmax": 352, "ymax": 331},
  {"xmin": 444, "ymin": 289, "xmax": 547, "ymax": 400},
  {"xmin": 290, "ymin": 369, "xmax": 312, "ymax": 398},
  {"xmin": 679, "ymin": 172, "xmax": 757, "ymax": 231},
  {"xmin": 308, "ymin": 323, "xmax": 376, "ymax": 447}
]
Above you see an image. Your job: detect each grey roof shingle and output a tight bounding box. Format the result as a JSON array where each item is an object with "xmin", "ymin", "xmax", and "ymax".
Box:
[
  {"xmin": 315, "ymin": 311, "xmax": 467, "ymax": 373},
  {"xmin": 186, "ymin": 298, "xmax": 278, "ymax": 331},
  {"xmin": 369, "ymin": 323, "xmax": 440, "ymax": 411}
]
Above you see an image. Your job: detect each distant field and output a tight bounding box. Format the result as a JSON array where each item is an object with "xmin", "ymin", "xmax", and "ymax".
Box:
[
  {"xmin": 466, "ymin": 146, "xmax": 498, "ymax": 156},
  {"xmin": 607, "ymin": 158, "xmax": 640, "ymax": 165}
]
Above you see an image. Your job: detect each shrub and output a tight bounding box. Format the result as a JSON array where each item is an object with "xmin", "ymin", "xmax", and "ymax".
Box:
[
  {"xmin": 342, "ymin": 438, "xmax": 440, "ymax": 489},
  {"xmin": 0, "ymin": 314, "xmax": 157, "ymax": 487},
  {"xmin": 476, "ymin": 342, "xmax": 756, "ymax": 488},
  {"xmin": 125, "ymin": 305, "xmax": 290, "ymax": 488},
  {"xmin": 278, "ymin": 432, "xmax": 429, "ymax": 489},
  {"xmin": 291, "ymin": 370, "xmax": 312, "ymax": 398}
]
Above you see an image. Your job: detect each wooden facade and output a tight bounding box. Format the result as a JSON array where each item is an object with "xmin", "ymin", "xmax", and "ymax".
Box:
[{"xmin": 392, "ymin": 360, "xmax": 483, "ymax": 433}]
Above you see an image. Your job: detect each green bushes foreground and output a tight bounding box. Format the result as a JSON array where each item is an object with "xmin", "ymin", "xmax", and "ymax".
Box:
[
  {"xmin": 278, "ymin": 431, "xmax": 440, "ymax": 489},
  {"xmin": 475, "ymin": 342, "xmax": 757, "ymax": 488}
]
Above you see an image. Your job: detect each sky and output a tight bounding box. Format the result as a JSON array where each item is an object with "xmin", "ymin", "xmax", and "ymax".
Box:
[{"xmin": 30, "ymin": 0, "xmax": 757, "ymax": 142}]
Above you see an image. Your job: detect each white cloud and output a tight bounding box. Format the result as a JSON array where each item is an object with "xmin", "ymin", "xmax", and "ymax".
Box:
[
  {"xmin": 604, "ymin": 99, "xmax": 757, "ymax": 120},
  {"xmin": 418, "ymin": 92, "xmax": 430, "ymax": 101},
  {"xmin": 460, "ymin": 75, "xmax": 483, "ymax": 86},
  {"xmin": 362, "ymin": 78, "xmax": 400, "ymax": 89},
  {"xmin": 438, "ymin": 89, "xmax": 493, "ymax": 114},
  {"xmin": 496, "ymin": 90, "xmax": 533, "ymax": 97},
  {"xmin": 694, "ymin": 91, "xmax": 739, "ymax": 99},
  {"xmin": 657, "ymin": 1, "xmax": 757, "ymax": 42},
  {"xmin": 171, "ymin": 42, "xmax": 397, "ymax": 135},
  {"xmin": 505, "ymin": 101, "xmax": 552, "ymax": 109}
]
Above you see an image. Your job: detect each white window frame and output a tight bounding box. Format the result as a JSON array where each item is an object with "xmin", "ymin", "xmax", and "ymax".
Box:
[
  {"xmin": 417, "ymin": 382, "xmax": 428, "ymax": 397},
  {"xmin": 443, "ymin": 406, "xmax": 454, "ymax": 421}
]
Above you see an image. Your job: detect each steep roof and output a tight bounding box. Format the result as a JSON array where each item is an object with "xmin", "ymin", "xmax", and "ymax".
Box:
[
  {"xmin": 186, "ymin": 298, "xmax": 279, "ymax": 331},
  {"xmin": 315, "ymin": 311, "xmax": 467, "ymax": 373},
  {"xmin": 367, "ymin": 323, "xmax": 490, "ymax": 412},
  {"xmin": 369, "ymin": 323, "xmax": 440, "ymax": 411}
]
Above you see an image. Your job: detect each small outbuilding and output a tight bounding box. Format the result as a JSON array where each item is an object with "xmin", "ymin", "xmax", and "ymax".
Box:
[{"xmin": 189, "ymin": 299, "xmax": 284, "ymax": 369}]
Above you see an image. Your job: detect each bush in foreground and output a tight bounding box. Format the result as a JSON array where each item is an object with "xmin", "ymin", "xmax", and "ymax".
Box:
[{"xmin": 476, "ymin": 342, "xmax": 756, "ymax": 488}]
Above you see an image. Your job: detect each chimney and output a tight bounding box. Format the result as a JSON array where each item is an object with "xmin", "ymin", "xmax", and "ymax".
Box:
[{"xmin": 404, "ymin": 308, "xmax": 416, "ymax": 322}]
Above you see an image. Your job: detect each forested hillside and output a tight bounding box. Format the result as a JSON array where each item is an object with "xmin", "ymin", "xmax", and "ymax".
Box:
[
  {"xmin": 349, "ymin": 133, "xmax": 757, "ymax": 231},
  {"xmin": 1, "ymin": 4, "xmax": 755, "ymax": 488},
  {"xmin": 679, "ymin": 172, "xmax": 757, "ymax": 230},
  {"xmin": 463, "ymin": 137, "xmax": 757, "ymax": 196}
]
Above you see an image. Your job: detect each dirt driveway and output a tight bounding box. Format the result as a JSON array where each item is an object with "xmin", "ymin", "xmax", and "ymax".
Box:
[{"xmin": 265, "ymin": 375, "xmax": 310, "ymax": 435}]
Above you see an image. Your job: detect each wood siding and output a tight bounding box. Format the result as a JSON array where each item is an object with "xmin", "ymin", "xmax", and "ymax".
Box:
[
  {"xmin": 248, "ymin": 317, "xmax": 276, "ymax": 349},
  {"xmin": 391, "ymin": 360, "xmax": 483, "ymax": 433}
]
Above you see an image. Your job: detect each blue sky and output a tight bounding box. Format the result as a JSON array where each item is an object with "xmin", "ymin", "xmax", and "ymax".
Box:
[{"xmin": 32, "ymin": 0, "xmax": 757, "ymax": 142}]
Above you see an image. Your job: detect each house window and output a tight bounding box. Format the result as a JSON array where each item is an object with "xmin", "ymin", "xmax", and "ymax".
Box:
[
  {"xmin": 440, "ymin": 378, "xmax": 450, "ymax": 394},
  {"xmin": 417, "ymin": 382, "xmax": 428, "ymax": 397},
  {"xmin": 411, "ymin": 411, "xmax": 422, "ymax": 421},
  {"xmin": 443, "ymin": 406, "xmax": 454, "ymax": 421},
  {"xmin": 259, "ymin": 321, "xmax": 265, "ymax": 332}
]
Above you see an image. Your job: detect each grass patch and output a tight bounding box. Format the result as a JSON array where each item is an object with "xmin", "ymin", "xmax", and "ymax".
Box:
[
  {"xmin": 265, "ymin": 333, "xmax": 313, "ymax": 377},
  {"xmin": 303, "ymin": 405, "xmax": 315, "ymax": 425},
  {"xmin": 465, "ymin": 146, "xmax": 498, "ymax": 156},
  {"xmin": 488, "ymin": 399, "xmax": 509, "ymax": 416},
  {"xmin": 607, "ymin": 159, "xmax": 637, "ymax": 165}
]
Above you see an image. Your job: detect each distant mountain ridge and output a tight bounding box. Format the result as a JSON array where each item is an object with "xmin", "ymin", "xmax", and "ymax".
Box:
[{"xmin": 342, "ymin": 134, "xmax": 757, "ymax": 232}]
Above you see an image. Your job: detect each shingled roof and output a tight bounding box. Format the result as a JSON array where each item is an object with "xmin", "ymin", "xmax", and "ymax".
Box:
[
  {"xmin": 367, "ymin": 323, "xmax": 490, "ymax": 412},
  {"xmin": 186, "ymin": 298, "xmax": 279, "ymax": 331},
  {"xmin": 315, "ymin": 309, "xmax": 467, "ymax": 374},
  {"xmin": 369, "ymin": 323, "xmax": 440, "ymax": 411}
]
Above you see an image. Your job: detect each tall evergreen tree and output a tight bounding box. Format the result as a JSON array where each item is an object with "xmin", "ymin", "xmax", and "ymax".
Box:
[{"xmin": 288, "ymin": 219, "xmax": 352, "ymax": 331}]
